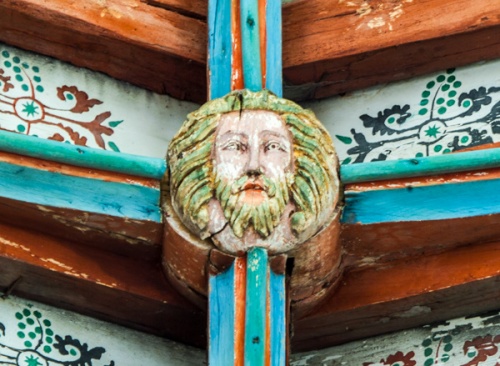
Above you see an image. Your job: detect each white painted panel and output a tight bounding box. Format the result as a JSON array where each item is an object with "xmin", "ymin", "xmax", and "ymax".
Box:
[
  {"xmin": 0, "ymin": 296, "xmax": 204, "ymax": 366},
  {"xmin": 304, "ymin": 59, "xmax": 500, "ymax": 165},
  {"xmin": 0, "ymin": 43, "xmax": 198, "ymax": 158}
]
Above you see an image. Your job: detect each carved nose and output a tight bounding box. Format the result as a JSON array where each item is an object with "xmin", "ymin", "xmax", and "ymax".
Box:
[{"xmin": 246, "ymin": 148, "xmax": 261, "ymax": 176}]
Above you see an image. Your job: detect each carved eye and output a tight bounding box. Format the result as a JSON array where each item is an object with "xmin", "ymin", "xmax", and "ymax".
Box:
[
  {"xmin": 224, "ymin": 141, "xmax": 246, "ymax": 152},
  {"xmin": 265, "ymin": 141, "xmax": 284, "ymax": 152}
]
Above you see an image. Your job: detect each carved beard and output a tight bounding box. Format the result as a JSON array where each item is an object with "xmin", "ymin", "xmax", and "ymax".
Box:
[{"xmin": 214, "ymin": 172, "xmax": 290, "ymax": 239}]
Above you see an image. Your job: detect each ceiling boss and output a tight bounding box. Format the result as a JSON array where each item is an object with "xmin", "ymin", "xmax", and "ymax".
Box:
[{"xmin": 166, "ymin": 89, "xmax": 340, "ymax": 255}]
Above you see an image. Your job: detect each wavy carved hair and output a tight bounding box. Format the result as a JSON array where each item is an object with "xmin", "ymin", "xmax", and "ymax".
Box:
[{"xmin": 167, "ymin": 90, "xmax": 339, "ymax": 242}]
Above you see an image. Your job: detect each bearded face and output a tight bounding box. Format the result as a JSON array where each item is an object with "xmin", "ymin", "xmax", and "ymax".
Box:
[
  {"xmin": 214, "ymin": 170, "xmax": 291, "ymax": 238},
  {"xmin": 213, "ymin": 110, "xmax": 294, "ymax": 240}
]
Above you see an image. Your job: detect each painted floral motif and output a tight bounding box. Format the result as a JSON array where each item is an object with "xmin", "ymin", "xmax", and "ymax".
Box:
[
  {"xmin": 336, "ymin": 68, "xmax": 500, "ymax": 164},
  {"xmin": 362, "ymin": 351, "xmax": 416, "ymax": 366},
  {"xmin": 361, "ymin": 333, "xmax": 500, "ymax": 366},
  {"xmin": 462, "ymin": 335, "xmax": 500, "ymax": 366},
  {"xmin": 0, "ymin": 49, "xmax": 123, "ymax": 152},
  {"xmin": 0, "ymin": 306, "xmax": 114, "ymax": 366}
]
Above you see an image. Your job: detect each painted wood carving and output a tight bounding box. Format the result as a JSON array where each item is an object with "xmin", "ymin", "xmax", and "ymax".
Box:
[
  {"xmin": 162, "ymin": 91, "xmax": 343, "ymax": 364},
  {"xmin": 162, "ymin": 0, "xmax": 342, "ymax": 363},
  {"xmin": 167, "ymin": 90, "xmax": 339, "ymax": 255}
]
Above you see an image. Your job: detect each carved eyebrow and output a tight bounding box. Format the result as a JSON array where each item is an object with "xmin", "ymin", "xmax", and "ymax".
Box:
[
  {"xmin": 260, "ymin": 130, "xmax": 290, "ymax": 140},
  {"xmin": 218, "ymin": 131, "xmax": 248, "ymax": 140}
]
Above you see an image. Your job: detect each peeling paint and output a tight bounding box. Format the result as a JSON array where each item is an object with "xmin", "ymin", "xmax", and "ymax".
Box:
[
  {"xmin": 367, "ymin": 17, "xmax": 386, "ymax": 29},
  {"xmin": 0, "ymin": 237, "xmax": 31, "ymax": 252},
  {"xmin": 40, "ymin": 258, "xmax": 73, "ymax": 271}
]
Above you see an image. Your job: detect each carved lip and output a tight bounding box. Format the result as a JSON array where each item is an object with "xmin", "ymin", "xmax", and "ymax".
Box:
[{"xmin": 243, "ymin": 181, "xmax": 265, "ymax": 191}]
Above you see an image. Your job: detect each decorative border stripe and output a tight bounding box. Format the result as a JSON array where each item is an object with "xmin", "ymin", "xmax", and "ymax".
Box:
[
  {"xmin": 0, "ymin": 130, "xmax": 166, "ymax": 179},
  {"xmin": 240, "ymin": 0, "xmax": 263, "ymax": 91},
  {"xmin": 0, "ymin": 160, "xmax": 161, "ymax": 222},
  {"xmin": 209, "ymin": 263, "xmax": 236, "ymax": 365},
  {"xmin": 270, "ymin": 269, "xmax": 286, "ymax": 365},
  {"xmin": 245, "ymin": 247, "xmax": 268, "ymax": 365},
  {"xmin": 208, "ymin": 0, "xmax": 233, "ymax": 99},
  {"xmin": 265, "ymin": 0, "xmax": 282, "ymax": 96},
  {"xmin": 341, "ymin": 148, "xmax": 500, "ymax": 184},
  {"xmin": 342, "ymin": 177, "xmax": 500, "ymax": 224}
]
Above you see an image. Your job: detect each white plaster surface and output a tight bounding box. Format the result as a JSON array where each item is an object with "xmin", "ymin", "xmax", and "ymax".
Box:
[
  {"xmin": 303, "ymin": 59, "xmax": 500, "ymax": 165},
  {"xmin": 0, "ymin": 42, "xmax": 198, "ymax": 158},
  {"xmin": 0, "ymin": 296, "xmax": 204, "ymax": 366},
  {"xmin": 291, "ymin": 309, "xmax": 500, "ymax": 365}
]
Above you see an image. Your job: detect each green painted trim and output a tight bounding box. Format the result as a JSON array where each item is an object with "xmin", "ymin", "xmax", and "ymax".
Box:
[
  {"xmin": 0, "ymin": 130, "xmax": 166, "ymax": 179},
  {"xmin": 341, "ymin": 148, "xmax": 500, "ymax": 184},
  {"xmin": 245, "ymin": 247, "xmax": 268, "ymax": 365},
  {"xmin": 240, "ymin": 0, "xmax": 263, "ymax": 91}
]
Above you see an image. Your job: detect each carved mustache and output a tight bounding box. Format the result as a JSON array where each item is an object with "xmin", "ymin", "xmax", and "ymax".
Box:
[{"xmin": 230, "ymin": 175, "xmax": 277, "ymax": 197}]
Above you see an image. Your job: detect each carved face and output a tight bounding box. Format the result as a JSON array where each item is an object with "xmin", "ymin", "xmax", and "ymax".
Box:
[
  {"xmin": 212, "ymin": 110, "xmax": 294, "ymax": 240},
  {"xmin": 214, "ymin": 110, "xmax": 293, "ymax": 198},
  {"xmin": 167, "ymin": 90, "xmax": 340, "ymax": 255}
]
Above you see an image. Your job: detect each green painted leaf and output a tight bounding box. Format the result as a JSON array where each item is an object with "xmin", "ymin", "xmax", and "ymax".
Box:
[
  {"xmin": 108, "ymin": 120, "xmax": 124, "ymax": 128},
  {"xmin": 108, "ymin": 141, "xmax": 120, "ymax": 152},
  {"xmin": 336, "ymin": 135, "xmax": 353, "ymax": 145}
]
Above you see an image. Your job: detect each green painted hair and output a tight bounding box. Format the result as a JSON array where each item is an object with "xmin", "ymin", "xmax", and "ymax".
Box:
[{"xmin": 167, "ymin": 89, "xmax": 339, "ymax": 241}]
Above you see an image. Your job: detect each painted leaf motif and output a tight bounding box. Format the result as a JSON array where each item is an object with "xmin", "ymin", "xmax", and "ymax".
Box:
[
  {"xmin": 88, "ymin": 112, "xmax": 113, "ymax": 149},
  {"xmin": 461, "ymin": 335, "xmax": 500, "ymax": 366},
  {"xmin": 54, "ymin": 335, "xmax": 106, "ymax": 366},
  {"xmin": 56, "ymin": 86, "xmax": 102, "ymax": 113},
  {"xmin": 0, "ymin": 322, "xmax": 5, "ymax": 336},
  {"xmin": 336, "ymin": 135, "xmax": 353, "ymax": 144},
  {"xmin": 457, "ymin": 87, "xmax": 493, "ymax": 117},
  {"xmin": 0, "ymin": 69, "xmax": 14, "ymax": 92},
  {"xmin": 360, "ymin": 105, "xmax": 412, "ymax": 136},
  {"xmin": 108, "ymin": 141, "xmax": 120, "ymax": 152},
  {"xmin": 108, "ymin": 120, "xmax": 123, "ymax": 128},
  {"xmin": 385, "ymin": 351, "xmax": 416, "ymax": 366}
]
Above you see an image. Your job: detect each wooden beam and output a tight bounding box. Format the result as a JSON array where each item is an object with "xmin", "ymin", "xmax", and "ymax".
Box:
[
  {"xmin": 282, "ymin": 0, "xmax": 500, "ymax": 100},
  {"xmin": 2, "ymin": 0, "xmax": 499, "ymax": 103},
  {"xmin": 0, "ymin": 0, "xmax": 208, "ymax": 103},
  {"xmin": 0, "ymin": 222, "xmax": 206, "ymax": 347},
  {"xmin": 292, "ymin": 240, "xmax": 500, "ymax": 352}
]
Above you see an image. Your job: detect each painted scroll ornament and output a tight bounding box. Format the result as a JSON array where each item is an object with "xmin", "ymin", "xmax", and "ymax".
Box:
[{"xmin": 162, "ymin": 90, "xmax": 342, "ymax": 311}]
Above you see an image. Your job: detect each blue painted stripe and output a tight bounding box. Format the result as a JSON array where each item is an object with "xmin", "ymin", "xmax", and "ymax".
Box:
[
  {"xmin": 265, "ymin": 0, "xmax": 282, "ymax": 96},
  {"xmin": 341, "ymin": 148, "xmax": 500, "ymax": 184},
  {"xmin": 245, "ymin": 247, "xmax": 268, "ymax": 365},
  {"xmin": 0, "ymin": 130, "xmax": 166, "ymax": 179},
  {"xmin": 270, "ymin": 270, "xmax": 286, "ymax": 366},
  {"xmin": 209, "ymin": 264, "xmax": 236, "ymax": 365},
  {"xmin": 240, "ymin": 0, "xmax": 263, "ymax": 91},
  {"xmin": 0, "ymin": 161, "xmax": 161, "ymax": 222},
  {"xmin": 208, "ymin": 0, "xmax": 232, "ymax": 99},
  {"xmin": 342, "ymin": 178, "xmax": 500, "ymax": 225}
]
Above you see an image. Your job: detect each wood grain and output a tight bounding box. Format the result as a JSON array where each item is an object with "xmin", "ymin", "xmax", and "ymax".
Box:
[
  {"xmin": 143, "ymin": 0, "xmax": 207, "ymax": 19},
  {"xmin": 292, "ymin": 240, "xmax": 500, "ymax": 351},
  {"xmin": 282, "ymin": 0, "xmax": 500, "ymax": 100},
  {"xmin": 0, "ymin": 222, "xmax": 206, "ymax": 347},
  {"xmin": 0, "ymin": 0, "xmax": 207, "ymax": 103},
  {"xmin": 2, "ymin": 0, "xmax": 498, "ymax": 102}
]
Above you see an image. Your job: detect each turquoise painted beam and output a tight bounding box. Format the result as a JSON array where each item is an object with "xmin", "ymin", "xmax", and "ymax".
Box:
[
  {"xmin": 209, "ymin": 263, "xmax": 236, "ymax": 365},
  {"xmin": 342, "ymin": 177, "xmax": 500, "ymax": 225},
  {"xmin": 266, "ymin": 0, "xmax": 282, "ymax": 96},
  {"xmin": 245, "ymin": 247, "xmax": 268, "ymax": 365},
  {"xmin": 0, "ymin": 160, "xmax": 161, "ymax": 222},
  {"xmin": 240, "ymin": 0, "xmax": 263, "ymax": 91},
  {"xmin": 0, "ymin": 130, "xmax": 166, "ymax": 179},
  {"xmin": 341, "ymin": 148, "xmax": 500, "ymax": 184},
  {"xmin": 270, "ymin": 269, "xmax": 286, "ymax": 365},
  {"xmin": 208, "ymin": 0, "xmax": 232, "ymax": 99}
]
